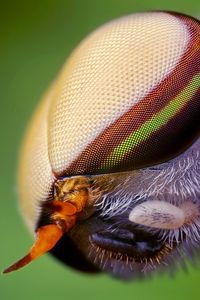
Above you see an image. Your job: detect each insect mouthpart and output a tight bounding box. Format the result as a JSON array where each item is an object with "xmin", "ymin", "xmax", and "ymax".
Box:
[{"xmin": 3, "ymin": 176, "xmax": 93, "ymax": 274}]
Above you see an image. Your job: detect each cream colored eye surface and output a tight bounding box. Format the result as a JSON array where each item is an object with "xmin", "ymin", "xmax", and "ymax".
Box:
[{"xmin": 4, "ymin": 11, "xmax": 200, "ymax": 279}]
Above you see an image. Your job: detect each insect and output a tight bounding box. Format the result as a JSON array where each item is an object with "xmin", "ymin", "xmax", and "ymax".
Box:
[{"xmin": 3, "ymin": 11, "xmax": 200, "ymax": 279}]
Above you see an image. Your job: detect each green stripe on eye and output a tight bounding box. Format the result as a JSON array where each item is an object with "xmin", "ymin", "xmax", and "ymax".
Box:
[{"xmin": 103, "ymin": 72, "xmax": 200, "ymax": 169}]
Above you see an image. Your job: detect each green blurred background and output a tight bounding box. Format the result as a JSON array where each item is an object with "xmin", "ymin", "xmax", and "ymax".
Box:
[{"xmin": 1, "ymin": 1, "xmax": 200, "ymax": 299}]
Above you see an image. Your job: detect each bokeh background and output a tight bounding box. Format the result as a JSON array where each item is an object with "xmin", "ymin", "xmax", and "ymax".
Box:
[{"xmin": 1, "ymin": 1, "xmax": 200, "ymax": 299}]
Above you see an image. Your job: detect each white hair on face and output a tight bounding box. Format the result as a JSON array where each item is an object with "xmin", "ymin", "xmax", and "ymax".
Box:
[
  {"xmin": 95, "ymin": 138, "xmax": 200, "ymax": 219},
  {"xmin": 144, "ymin": 148, "xmax": 200, "ymax": 203}
]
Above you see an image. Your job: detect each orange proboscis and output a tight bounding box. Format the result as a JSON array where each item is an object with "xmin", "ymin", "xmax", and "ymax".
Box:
[
  {"xmin": 3, "ymin": 224, "xmax": 63, "ymax": 274},
  {"xmin": 3, "ymin": 200, "xmax": 79, "ymax": 274}
]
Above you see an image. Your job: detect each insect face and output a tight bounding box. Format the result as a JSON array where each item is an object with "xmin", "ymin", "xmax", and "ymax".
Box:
[
  {"xmin": 3, "ymin": 11, "xmax": 200, "ymax": 279},
  {"xmin": 56, "ymin": 139, "xmax": 200, "ymax": 279}
]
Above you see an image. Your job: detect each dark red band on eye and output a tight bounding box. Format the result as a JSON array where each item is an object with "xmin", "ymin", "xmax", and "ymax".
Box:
[{"xmin": 59, "ymin": 13, "xmax": 200, "ymax": 177}]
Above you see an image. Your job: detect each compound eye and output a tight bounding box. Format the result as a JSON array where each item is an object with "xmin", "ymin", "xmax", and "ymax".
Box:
[{"xmin": 48, "ymin": 12, "xmax": 200, "ymax": 178}]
